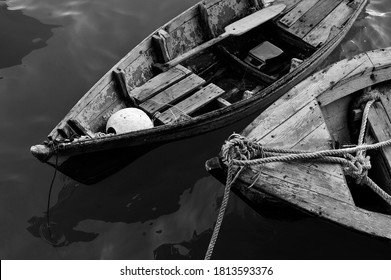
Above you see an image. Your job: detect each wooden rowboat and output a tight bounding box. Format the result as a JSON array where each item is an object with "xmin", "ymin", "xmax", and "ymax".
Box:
[
  {"xmin": 206, "ymin": 47, "xmax": 391, "ymax": 240},
  {"xmin": 31, "ymin": 0, "xmax": 367, "ymax": 184}
]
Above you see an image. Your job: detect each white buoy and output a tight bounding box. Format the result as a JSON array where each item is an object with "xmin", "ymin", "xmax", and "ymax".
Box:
[{"xmin": 106, "ymin": 108, "xmax": 153, "ymax": 134}]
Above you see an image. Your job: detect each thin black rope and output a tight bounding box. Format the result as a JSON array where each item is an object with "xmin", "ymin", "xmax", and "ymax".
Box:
[{"xmin": 46, "ymin": 150, "xmax": 58, "ymax": 239}]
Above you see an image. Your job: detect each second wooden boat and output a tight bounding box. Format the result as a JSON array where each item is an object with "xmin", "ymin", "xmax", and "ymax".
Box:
[
  {"xmin": 31, "ymin": 0, "xmax": 367, "ymax": 184},
  {"xmin": 206, "ymin": 47, "xmax": 391, "ymax": 240}
]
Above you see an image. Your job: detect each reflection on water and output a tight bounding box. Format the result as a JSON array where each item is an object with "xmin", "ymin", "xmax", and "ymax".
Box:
[
  {"xmin": 338, "ymin": 0, "xmax": 391, "ymax": 59},
  {"xmin": 27, "ymin": 174, "xmax": 225, "ymax": 258},
  {"xmin": 0, "ymin": 2, "xmax": 58, "ymax": 68},
  {"xmin": 2, "ymin": 0, "xmax": 391, "ymax": 259}
]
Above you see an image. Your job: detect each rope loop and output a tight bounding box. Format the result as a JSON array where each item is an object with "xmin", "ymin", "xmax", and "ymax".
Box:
[
  {"xmin": 343, "ymin": 154, "xmax": 371, "ymax": 184},
  {"xmin": 222, "ymin": 133, "xmax": 264, "ymax": 164}
]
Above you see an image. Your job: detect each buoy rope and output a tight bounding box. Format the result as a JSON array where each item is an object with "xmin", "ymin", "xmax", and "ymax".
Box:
[{"xmin": 205, "ymin": 90, "xmax": 391, "ymax": 259}]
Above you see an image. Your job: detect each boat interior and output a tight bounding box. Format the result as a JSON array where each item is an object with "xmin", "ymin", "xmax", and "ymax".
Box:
[
  {"xmin": 320, "ymin": 81, "xmax": 391, "ymax": 216},
  {"xmin": 48, "ymin": 0, "xmax": 361, "ymax": 143}
]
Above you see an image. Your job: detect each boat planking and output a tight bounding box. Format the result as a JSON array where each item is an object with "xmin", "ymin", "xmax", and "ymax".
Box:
[
  {"xmin": 206, "ymin": 47, "xmax": 391, "ymax": 241},
  {"xmin": 31, "ymin": 0, "xmax": 367, "ymax": 184}
]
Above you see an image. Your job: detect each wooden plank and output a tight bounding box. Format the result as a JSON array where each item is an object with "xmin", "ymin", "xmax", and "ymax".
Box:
[
  {"xmin": 247, "ymin": 159, "xmax": 353, "ymax": 204},
  {"xmin": 140, "ymin": 74, "xmax": 206, "ymax": 115},
  {"xmin": 157, "ymin": 83, "xmax": 225, "ymax": 124},
  {"xmin": 303, "ymin": 1, "xmax": 353, "ymax": 47},
  {"xmin": 130, "ymin": 65, "xmax": 191, "ymax": 102},
  {"xmin": 291, "ymin": 122, "xmax": 331, "ymax": 151},
  {"xmin": 279, "ymin": 0, "xmax": 319, "ymax": 27},
  {"xmin": 367, "ymin": 101, "xmax": 391, "ymax": 172},
  {"xmin": 238, "ymin": 168, "xmax": 391, "ymax": 239},
  {"xmin": 288, "ymin": 0, "xmax": 343, "ymax": 38},
  {"xmin": 251, "ymin": 100, "xmax": 324, "ymax": 147}
]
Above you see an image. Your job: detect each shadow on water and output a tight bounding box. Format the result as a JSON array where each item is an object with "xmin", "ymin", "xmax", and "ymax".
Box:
[
  {"xmin": 25, "ymin": 129, "xmax": 232, "ymax": 256},
  {"xmin": 26, "ymin": 172, "xmax": 194, "ymax": 247},
  {"xmin": 0, "ymin": 1, "xmax": 59, "ymax": 69}
]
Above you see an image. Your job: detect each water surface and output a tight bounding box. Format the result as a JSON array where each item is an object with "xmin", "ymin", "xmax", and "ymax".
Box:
[{"xmin": 1, "ymin": 0, "xmax": 391, "ymax": 259}]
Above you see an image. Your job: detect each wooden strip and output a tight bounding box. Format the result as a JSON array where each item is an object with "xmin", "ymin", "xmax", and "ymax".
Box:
[
  {"xmin": 140, "ymin": 74, "xmax": 206, "ymax": 115},
  {"xmin": 279, "ymin": 0, "xmax": 319, "ymax": 27},
  {"xmin": 112, "ymin": 68, "xmax": 137, "ymax": 106},
  {"xmin": 198, "ymin": 2, "xmax": 216, "ymax": 39},
  {"xmin": 288, "ymin": 0, "xmax": 343, "ymax": 38},
  {"xmin": 152, "ymin": 30, "xmax": 172, "ymax": 62},
  {"xmin": 273, "ymin": 0, "xmax": 302, "ymax": 12},
  {"xmin": 130, "ymin": 65, "xmax": 191, "ymax": 102},
  {"xmin": 157, "ymin": 83, "xmax": 225, "ymax": 124},
  {"xmin": 216, "ymin": 97, "xmax": 232, "ymax": 108},
  {"xmin": 367, "ymin": 101, "xmax": 391, "ymax": 172},
  {"xmin": 303, "ymin": 1, "xmax": 353, "ymax": 47}
]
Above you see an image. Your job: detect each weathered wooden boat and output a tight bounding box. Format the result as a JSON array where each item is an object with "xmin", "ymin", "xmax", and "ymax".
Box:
[
  {"xmin": 31, "ymin": 0, "xmax": 367, "ymax": 184},
  {"xmin": 206, "ymin": 47, "xmax": 391, "ymax": 240}
]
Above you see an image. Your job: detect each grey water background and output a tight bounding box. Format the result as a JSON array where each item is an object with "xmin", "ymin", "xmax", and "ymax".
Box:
[{"xmin": 1, "ymin": 0, "xmax": 391, "ymax": 259}]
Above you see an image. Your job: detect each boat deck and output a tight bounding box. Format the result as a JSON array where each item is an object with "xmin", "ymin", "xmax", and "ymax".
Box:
[{"xmin": 278, "ymin": 0, "xmax": 354, "ymax": 47}]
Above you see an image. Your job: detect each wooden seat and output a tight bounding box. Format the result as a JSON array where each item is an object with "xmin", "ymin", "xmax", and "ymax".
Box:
[
  {"xmin": 139, "ymin": 73, "xmax": 206, "ymax": 115},
  {"xmin": 279, "ymin": 0, "xmax": 353, "ymax": 47},
  {"xmin": 129, "ymin": 65, "xmax": 192, "ymax": 103},
  {"xmin": 156, "ymin": 83, "xmax": 225, "ymax": 124}
]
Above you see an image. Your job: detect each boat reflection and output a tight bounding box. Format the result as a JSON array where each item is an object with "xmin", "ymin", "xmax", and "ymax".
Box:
[{"xmin": 26, "ymin": 160, "xmax": 225, "ymax": 257}]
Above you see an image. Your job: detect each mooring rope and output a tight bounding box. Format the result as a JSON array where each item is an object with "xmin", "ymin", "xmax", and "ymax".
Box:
[{"xmin": 205, "ymin": 90, "xmax": 391, "ymax": 259}]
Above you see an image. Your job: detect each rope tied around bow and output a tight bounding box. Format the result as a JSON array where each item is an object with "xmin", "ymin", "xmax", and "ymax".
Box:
[{"xmin": 205, "ymin": 90, "xmax": 391, "ymax": 260}]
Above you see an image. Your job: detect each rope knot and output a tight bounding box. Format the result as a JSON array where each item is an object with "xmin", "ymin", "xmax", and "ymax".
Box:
[
  {"xmin": 355, "ymin": 89, "xmax": 381, "ymax": 108},
  {"xmin": 344, "ymin": 153, "xmax": 371, "ymax": 184},
  {"xmin": 221, "ymin": 133, "xmax": 264, "ymax": 164}
]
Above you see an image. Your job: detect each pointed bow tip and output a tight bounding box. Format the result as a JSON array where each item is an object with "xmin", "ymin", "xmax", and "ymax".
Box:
[{"xmin": 30, "ymin": 144, "xmax": 52, "ymax": 162}]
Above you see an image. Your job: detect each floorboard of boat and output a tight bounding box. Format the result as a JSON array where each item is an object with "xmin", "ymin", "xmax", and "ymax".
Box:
[{"xmin": 243, "ymin": 99, "xmax": 354, "ymax": 205}]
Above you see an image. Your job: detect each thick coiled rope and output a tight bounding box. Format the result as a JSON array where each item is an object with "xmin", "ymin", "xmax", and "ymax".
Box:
[{"xmin": 205, "ymin": 90, "xmax": 391, "ymax": 259}]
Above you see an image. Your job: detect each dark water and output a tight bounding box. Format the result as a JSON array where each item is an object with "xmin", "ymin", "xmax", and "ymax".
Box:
[{"xmin": 1, "ymin": 0, "xmax": 391, "ymax": 259}]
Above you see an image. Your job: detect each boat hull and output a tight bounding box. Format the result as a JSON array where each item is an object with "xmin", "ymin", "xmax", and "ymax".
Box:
[{"xmin": 207, "ymin": 48, "xmax": 391, "ymax": 240}]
